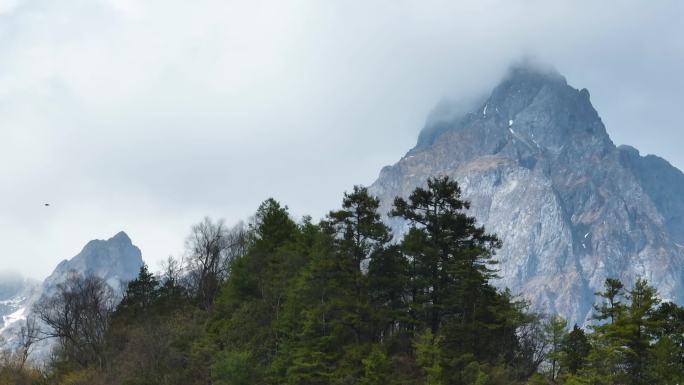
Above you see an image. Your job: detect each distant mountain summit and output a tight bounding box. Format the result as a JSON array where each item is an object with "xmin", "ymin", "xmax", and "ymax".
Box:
[
  {"xmin": 42, "ymin": 231, "xmax": 142, "ymax": 297},
  {"xmin": 370, "ymin": 64, "xmax": 684, "ymax": 326},
  {"xmin": 0, "ymin": 231, "xmax": 143, "ymax": 359}
]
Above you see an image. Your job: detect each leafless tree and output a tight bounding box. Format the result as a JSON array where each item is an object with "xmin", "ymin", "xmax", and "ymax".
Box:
[
  {"xmin": 16, "ymin": 316, "xmax": 39, "ymax": 370},
  {"xmin": 160, "ymin": 256, "xmax": 182, "ymax": 286},
  {"xmin": 184, "ymin": 217, "xmax": 249, "ymax": 310},
  {"xmin": 514, "ymin": 313, "xmax": 550, "ymax": 377},
  {"xmin": 0, "ymin": 320, "xmax": 45, "ymax": 384},
  {"xmin": 226, "ymin": 220, "xmax": 250, "ymax": 262},
  {"xmin": 33, "ymin": 273, "xmax": 115, "ymax": 369},
  {"xmin": 0, "ymin": 338, "xmax": 42, "ymax": 384}
]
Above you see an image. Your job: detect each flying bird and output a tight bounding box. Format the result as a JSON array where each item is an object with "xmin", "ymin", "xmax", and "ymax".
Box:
[{"xmin": 44, "ymin": 203, "xmax": 50, "ymax": 207}]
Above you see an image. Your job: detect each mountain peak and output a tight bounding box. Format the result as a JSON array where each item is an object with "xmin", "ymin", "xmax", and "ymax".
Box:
[
  {"xmin": 416, "ymin": 62, "xmax": 606, "ymax": 150},
  {"xmin": 46, "ymin": 232, "xmax": 143, "ymax": 295},
  {"xmin": 503, "ymin": 62, "xmax": 566, "ymax": 86},
  {"xmin": 486, "ymin": 63, "xmax": 580, "ymax": 121},
  {"xmin": 372, "ymin": 63, "xmax": 684, "ymax": 326},
  {"xmin": 110, "ymin": 231, "xmax": 132, "ymax": 244},
  {"xmin": 1, "ymin": 232, "xmax": 144, "ymax": 361}
]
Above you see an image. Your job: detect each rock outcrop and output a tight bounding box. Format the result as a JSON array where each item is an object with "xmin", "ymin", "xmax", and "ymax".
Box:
[
  {"xmin": 370, "ymin": 64, "xmax": 684, "ymax": 326},
  {"xmin": 0, "ymin": 231, "xmax": 143, "ymax": 359}
]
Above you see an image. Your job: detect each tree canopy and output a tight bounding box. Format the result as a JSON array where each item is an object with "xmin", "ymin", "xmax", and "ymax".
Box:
[{"xmin": 5, "ymin": 176, "xmax": 684, "ymax": 385}]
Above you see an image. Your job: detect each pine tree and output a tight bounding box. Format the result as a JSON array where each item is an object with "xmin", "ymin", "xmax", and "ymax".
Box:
[
  {"xmin": 391, "ymin": 176, "xmax": 527, "ymax": 384},
  {"xmin": 251, "ymin": 198, "xmax": 299, "ymax": 254},
  {"xmin": 651, "ymin": 300, "xmax": 684, "ymax": 374},
  {"xmin": 560, "ymin": 325, "xmax": 590, "ymax": 376},
  {"xmin": 323, "ymin": 185, "xmax": 391, "ymax": 272},
  {"xmin": 271, "ymin": 233, "xmax": 352, "ymax": 384},
  {"xmin": 322, "ymin": 186, "xmax": 392, "ymax": 344},
  {"xmin": 414, "ymin": 330, "xmax": 444, "ymax": 385},
  {"xmin": 367, "ymin": 244, "xmax": 410, "ymax": 344},
  {"xmin": 209, "ymin": 199, "xmax": 306, "ymax": 384},
  {"xmin": 649, "ymin": 336, "xmax": 684, "ymax": 385},
  {"xmin": 390, "ymin": 176, "xmax": 500, "ymax": 335},
  {"xmin": 623, "ymin": 278, "xmax": 661, "ymax": 385},
  {"xmin": 543, "ymin": 315, "xmax": 568, "ymax": 382},
  {"xmin": 359, "ymin": 345, "xmax": 393, "ymax": 385},
  {"xmin": 118, "ymin": 263, "xmax": 159, "ymax": 316},
  {"xmin": 593, "ymin": 278, "xmax": 625, "ymax": 324},
  {"xmin": 272, "ymin": 187, "xmax": 395, "ymax": 384},
  {"xmin": 587, "ymin": 278, "xmax": 629, "ymax": 384},
  {"xmin": 584, "ymin": 278, "xmax": 664, "ymax": 385}
]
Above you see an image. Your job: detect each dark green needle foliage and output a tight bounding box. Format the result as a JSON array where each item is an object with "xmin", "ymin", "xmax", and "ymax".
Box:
[{"xmin": 12, "ymin": 178, "xmax": 684, "ymax": 385}]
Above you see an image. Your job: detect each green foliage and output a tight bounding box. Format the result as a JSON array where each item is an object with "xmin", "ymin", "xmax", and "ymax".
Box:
[
  {"xmin": 526, "ymin": 372, "xmax": 550, "ymax": 385},
  {"xmin": 414, "ymin": 330, "xmax": 443, "ymax": 385},
  {"xmin": 390, "ymin": 176, "xmax": 501, "ymax": 335},
  {"xmin": 323, "ymin": 185, "xmax": 391, "ymax": 271},
  {"xmin": 116, "ymin": 264, "xmax": 159, "ymax": 318},
  {"xmin": 650, "ymin": 336, "xmax": 684, "ymax": 384},
  {"xmin": 461, "ymin": 361, "xmax": 488, "ymax": 385},
  {"xmin": 359, "ymin": 345, "xmax": 392, "ymax": 385},
  {"xmin": 212, "ymin": 351, "xmax": 253, "ymax": 385},
  {"xmin": 561, "ymin": 325, "xmax": 590, "ymax": 375},
  {"xmin": 593, "ymin": 278, "xmax": 625, "ymax": 324},
  {"xmin": 21, "ymin": 181, "xmax": 684, "ymax": 385},
  {"xmin": 543, "ymin": 315, "xmax": 567, "ymax": 381}
]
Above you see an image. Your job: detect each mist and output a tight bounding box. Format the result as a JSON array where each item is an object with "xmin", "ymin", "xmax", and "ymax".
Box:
[{"xmin": 0, "ymin": 0, "xmax": 682, "ymax": 278}]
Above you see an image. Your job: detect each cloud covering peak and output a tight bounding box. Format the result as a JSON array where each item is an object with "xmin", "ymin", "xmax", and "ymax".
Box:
[{"xmin": 0, "ymin": 0, "xmax": 682, "ymax": 278}]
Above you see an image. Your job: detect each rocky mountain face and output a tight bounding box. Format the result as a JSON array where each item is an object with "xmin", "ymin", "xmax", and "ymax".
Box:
[
  {"xmin": 370, "ymin": 65, "xmax": 684, "ymax": 326},
  {"xmin": 0, "ymin": 231, "xmax": 143, "ymax": 358},
  {"xmin": 39, "ymin": 231, "xmax": 143, "ymax": 299}
]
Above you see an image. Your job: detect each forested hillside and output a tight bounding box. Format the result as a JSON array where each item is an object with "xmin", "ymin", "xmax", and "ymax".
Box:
[{"xmin": 2, "ymin": 177, "xmax": 684, "ymax": 385}]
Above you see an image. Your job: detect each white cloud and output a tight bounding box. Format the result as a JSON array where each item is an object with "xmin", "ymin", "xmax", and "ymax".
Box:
[{"xmin": 0, "ymin": 0, "xmax": 682, "ymax": 278}]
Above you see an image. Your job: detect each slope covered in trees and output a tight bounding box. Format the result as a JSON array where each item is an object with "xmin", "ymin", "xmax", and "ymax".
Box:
[{"xmin": 2, "ymin": 177, "xmax": 684, "ymax": 385}]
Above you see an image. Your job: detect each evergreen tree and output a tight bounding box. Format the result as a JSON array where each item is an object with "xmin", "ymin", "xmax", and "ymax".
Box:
[
  {"xmin": 367, "ymin": 244, "xmax": 410, "ymax": 345},
  {"xmin": 582, "ymin": 279, "xmax": 668, "ymax": 385},
  {"xmin": 414, "ymin": 330, "xmax": 444, "ymax": 385},
  {"xmin": 649, "ymin": 336, "xmax": 684, "ymax": 385},
  {"xmin": 209, "ymin": 199, "xmax": 305, "ymax": 384},
  {"xmin": 651, "ymin": 300, "xmax": 684, "ymax": 374},
  {"xmin": 323, "ymin": 185, "xmax": 391, "ymax": 272},
  {"xmin": 270, "ymin": 231, "xmax": 351, "ymax": 384},
  {"xmin": 359, "ymin": 345, "xmax": 393, "ymax": 385},
  {"xmin": 38, "ymin": 187, "xmax": 684, "ymax": 385},
  {"xmin": 593, "ymin": 278, "xmax": 625, "ymax": 324},
  {"xmin": 391, "ymin": 176, "xmax": 526, "ymax": 384},
  {"xmin": 560, "ymin": 325, "xmax": 590, "ymax": 376},
  {"xmin": 390, "ymin": 176, "xmax": 500, "ymax": 334},
  {"xmin": 623, "ymin": 278, "xmax": 661, "ymax": 385},
  {"xmin": 587, "ymin": 278, "xmax": 630, "ymax": 384},
  {"xmin": 117, "ymin": 263, "xmax": 159, "ymax": 316},
  {"xmin": 272, "ymin": 187, "xmax": 395, "ymax": 384},
  {"xmin": 322, "ymin": 186, "xmax": 392, "ymax": 344},
  {"xmin": 543, "ymin": 315, "xmax": 568, "ymax": 382},
  {"xmin": 251, "ymin": 198, "xmax": 299, "ymax": 254}
]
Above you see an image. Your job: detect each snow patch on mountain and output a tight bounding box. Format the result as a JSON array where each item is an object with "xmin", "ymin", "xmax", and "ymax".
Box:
[
  {"xmin": 0, "ymin": 232, "xmax": 143, "ymax": 361},
  {"xmin": 370, "ymin": 64, "xmax": 684, "ymax": 326}
]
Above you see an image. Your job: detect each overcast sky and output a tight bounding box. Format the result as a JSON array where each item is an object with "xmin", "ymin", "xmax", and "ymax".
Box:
[{"xmin": 0, "ymin": 0, "xmax": 682, "ymax": 279}]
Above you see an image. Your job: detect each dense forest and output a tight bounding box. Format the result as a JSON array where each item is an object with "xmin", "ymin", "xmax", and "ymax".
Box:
[{"xmin": 2, "ymin": 176, "xmax": 684, "ymax": 385}]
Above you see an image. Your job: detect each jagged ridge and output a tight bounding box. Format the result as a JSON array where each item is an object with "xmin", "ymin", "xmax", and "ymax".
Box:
[
  {"xmin": 370, "ymin": 64, "xmax": 684, "ymax": 326},
  {"xmin": 0, "ymin": 232, "xmax": 143, "ymax": 360}
]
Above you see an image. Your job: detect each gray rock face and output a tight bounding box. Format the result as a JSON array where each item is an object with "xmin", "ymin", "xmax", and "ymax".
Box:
[
  {"xmin": 40, "ymin": 231, "xmax": 143, "ymax": 298},
  {"xmin": 370, "ymin": 65, "xmax": 684, "ymax": 326},
  {"xmin": 0, "ymin": 231, "xmax": 143, "ymax": 359}
]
